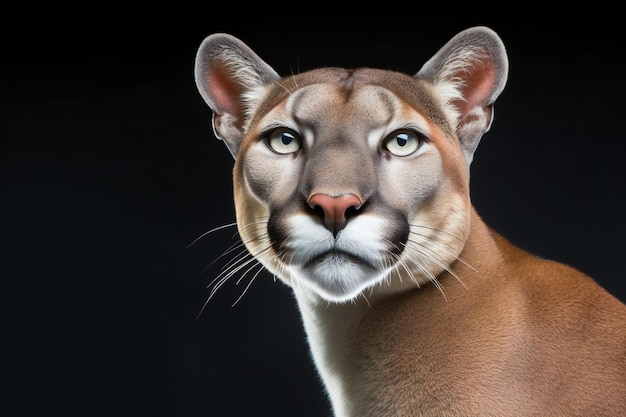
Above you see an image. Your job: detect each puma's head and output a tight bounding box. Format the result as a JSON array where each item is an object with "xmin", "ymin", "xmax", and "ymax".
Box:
[{"xmin": 195, "ymin": 27, "xmax": 508, "ymax": 303}]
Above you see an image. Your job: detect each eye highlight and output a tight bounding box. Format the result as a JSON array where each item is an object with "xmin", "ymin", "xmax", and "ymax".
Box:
[
  {"xmin": 383, "ymin": 131, "xmax": 422, "ymax": 157},
  {"xmin": 266, "ymin": 128, "xmax": 302, "ymax": 154}
]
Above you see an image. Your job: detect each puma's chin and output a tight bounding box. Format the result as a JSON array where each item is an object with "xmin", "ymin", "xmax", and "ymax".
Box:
[
  {"xmin": 278, "ymin": 214, "xmax": 400, "ymax": 302},
  {"xmin": 293, "ymin": 253, "xmax": 387, "ymax": 302}
]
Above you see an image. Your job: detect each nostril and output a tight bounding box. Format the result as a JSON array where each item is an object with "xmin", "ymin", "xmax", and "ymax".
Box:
[
  {"xmin": 308, "ymin": 193, "xmax": 363, "ymax": 234},
  {"xmin": 344, "ymin": 204, "xmax": 360, "ymax": 220}
]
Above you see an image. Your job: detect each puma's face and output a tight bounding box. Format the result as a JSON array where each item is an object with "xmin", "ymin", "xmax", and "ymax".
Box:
[
  {"xmin": 234, "ymin": 69, "xmax": 471, "ymax": 302},
  {"xmin": 196, "ymin": 28, "xmax": 508, "ymax": 303}
]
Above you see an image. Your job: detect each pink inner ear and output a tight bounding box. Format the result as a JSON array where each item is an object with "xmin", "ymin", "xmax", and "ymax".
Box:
[
  {"xmin": 456, "ymin": 62, "xmax": 497, "ymax": 116},
  {"xmin": 207, "ymin": 65, "xmax": 243, "ymax": 121}
]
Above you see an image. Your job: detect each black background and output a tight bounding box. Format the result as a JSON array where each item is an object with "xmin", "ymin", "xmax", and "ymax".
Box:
[{"xmin": 2, "ymin": 8, "xmax": 625, "ymax": 417}]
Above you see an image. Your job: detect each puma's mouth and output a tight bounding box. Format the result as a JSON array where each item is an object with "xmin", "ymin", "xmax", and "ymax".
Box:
[
  {"xmin": 304, "ymin": 249, "xmax": 377, "ymax": 270},
  {"xmin": 289, "ymin": 243, "xmax": 391, "ymax": 302},
  {"xmin": 274, "ymin": 213, "xmax": 405, "ymax": 301}
]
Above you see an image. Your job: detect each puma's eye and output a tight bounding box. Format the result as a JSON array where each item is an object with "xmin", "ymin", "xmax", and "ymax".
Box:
[
  {"xmin": 383, "ymin": 131, "xmax": 422, "ymax": 156},
  {"xmin": 266, "ymin": 128, "xmax": 302, "ymax": 154}
]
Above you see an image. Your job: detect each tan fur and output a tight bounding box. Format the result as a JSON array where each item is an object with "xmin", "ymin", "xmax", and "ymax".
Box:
[
  {"xmin": 194, "ymin": 27, "xmax": 626, "ymax": 416},
  {"xmin": 348, "ymin": 211, "xmax": 626, "ymax": 416}
]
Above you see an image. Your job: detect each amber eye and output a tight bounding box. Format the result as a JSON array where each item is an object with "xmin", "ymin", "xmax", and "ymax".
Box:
[
  {"xmin": 266, "ymin": 128, "xmax": 302, "ymax": 154},
  {"xmin": 383, "ymin": 131, "xmax": 421, "ymax": 156}
]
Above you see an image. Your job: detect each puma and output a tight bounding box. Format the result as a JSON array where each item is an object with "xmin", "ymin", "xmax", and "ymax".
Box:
[{"xmin": 194, "ymin": 27, "xmax": 626, "ymax": 416}]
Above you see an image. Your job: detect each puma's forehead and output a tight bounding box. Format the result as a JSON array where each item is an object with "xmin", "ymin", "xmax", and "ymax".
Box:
[
  {"xmin": 249, "ymin": 67, "xmax": 452, "ymax": 137},
  {"xmin": 287, "ymin": 82, "xmax": 395, "ymax": 125},
  {"xmin": 284, "ymin": 83, "xmax": 427, "ymax": 142}
]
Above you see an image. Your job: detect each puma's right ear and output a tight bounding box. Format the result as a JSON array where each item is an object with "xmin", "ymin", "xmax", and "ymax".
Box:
[{"xmin": 194, "ymin": 33, "xmax": 280, "ymax": 158}]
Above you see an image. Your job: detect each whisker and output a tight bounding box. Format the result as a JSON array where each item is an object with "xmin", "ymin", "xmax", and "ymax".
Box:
[
  {"xmin": 381, "ymin": 238, "xmax": 422, "ymax": 288},
  {"xmin": 387, "ymin": 251, "xmax": 407, "ymax": 285},
  {"xmin": 186, "ymin": 222, "xmax": 238, "ymax": 249},
  {"xmin": 239, "ymin": 217, "xmax": 270, "ymax": 232},
  {"xmin": 231, "ymin": 262, "xmax": 267, "ymax": 307},
  {"xmin": 274, "ymin": 249, "xmax": 305, "ymax": 297},
  {"xmin": 215, "ymin": 242, "xmax": 272, "ymax": 281},
  {"xmin": 275, "ymin": 79, "xmax": 296, "ymax": 97},
  {"xmin": 207, "ymin": 230, "xmax": 271, "ymax": 274},
  {"xmin": 377, "ymin": 255, "xmax": 394, "ymax": 289},
  {"xmin": 206, "ymin": 246, "xmax": 250, "ymax": 275},
  {"xmin": 358, "ymin": 290, "xmax": 372, "ymax": 308},
  {"xmin": 405, "ymin": 239, "xmax": 468, "ymax": 290},
  {"xmin": 202, "ymin": 249, "xmax": 253, "ymax": 296},
  {"xmin": 195, "ymin": 261, "xmax": 244, "ymax": 322},
  {"xmin": 430, "ymin": 276, "xmax": 447, "ymax": 301},
  {"xmin": 409, "ymin": 223, "xmax": 466, "ymax": 243},
  {"xmin": 400, "ymin": 247, "xmax": 448, "ymax": 301},
  {"xmin": 196, "ymin": 244, "xmax": 274, "ymax": 320},
  {"xmin": 190, "ymin": 217, "xmax": 270, "ymax": 274},
  {"xmin": 201, "ymin": 240, "xmax": 247, "ymax": 273},
  {"xmin": 410, "ymin": 235, "xmax": 477, "ymax": 274}
]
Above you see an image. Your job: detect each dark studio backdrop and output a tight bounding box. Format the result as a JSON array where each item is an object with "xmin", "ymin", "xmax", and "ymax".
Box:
[{"xmin": 2, "ymin": 8, "xmax": 625, "ymax": 417}]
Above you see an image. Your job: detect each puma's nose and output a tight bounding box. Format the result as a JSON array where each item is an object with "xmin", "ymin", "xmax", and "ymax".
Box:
[{"xmin": 308, "ymin": 193, "xmax": 363, "ymax": 235}]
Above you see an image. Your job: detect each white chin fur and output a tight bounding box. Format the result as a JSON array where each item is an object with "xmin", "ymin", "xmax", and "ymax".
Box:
[
  {"xmin": 283, "ymin": 214, "xmax": 392, "ymax": 302},
  {"xmin": 292, "ymin": 261, "xmax": 389, "ymax": 303}
]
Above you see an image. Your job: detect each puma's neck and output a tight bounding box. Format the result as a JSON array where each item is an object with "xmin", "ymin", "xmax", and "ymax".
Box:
[{"xmin": 294, "ymin": 208, "xmax": 502, "ymax": 417}]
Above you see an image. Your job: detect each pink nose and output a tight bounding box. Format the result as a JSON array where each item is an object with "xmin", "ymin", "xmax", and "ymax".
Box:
[{"xmin": 308, "ymin": 193, "xmax": 363, "ymax": 234}]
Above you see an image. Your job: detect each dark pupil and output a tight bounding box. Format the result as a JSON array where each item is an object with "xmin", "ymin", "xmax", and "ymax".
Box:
[
  {"xmin": 396, "ymin": 134, "xmax": 408, "ymax": 147},
  {"xmin": 282, "ymin": 133, "xmax": 294, "ymax": 145}
]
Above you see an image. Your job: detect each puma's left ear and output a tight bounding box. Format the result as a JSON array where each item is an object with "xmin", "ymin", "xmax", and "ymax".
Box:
[
  {"xmin": 417, "ymin": 26, "xmax": 508, "ymax": 164},
  {"xmin": 194, "ymin": 33, "xmax": 280, "ymax": 159}
]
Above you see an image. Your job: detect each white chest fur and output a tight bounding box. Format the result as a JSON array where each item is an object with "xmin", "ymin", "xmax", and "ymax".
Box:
[{"xmin": 294, "ymin": 290, "xmax": 372, "ymax": 417}]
